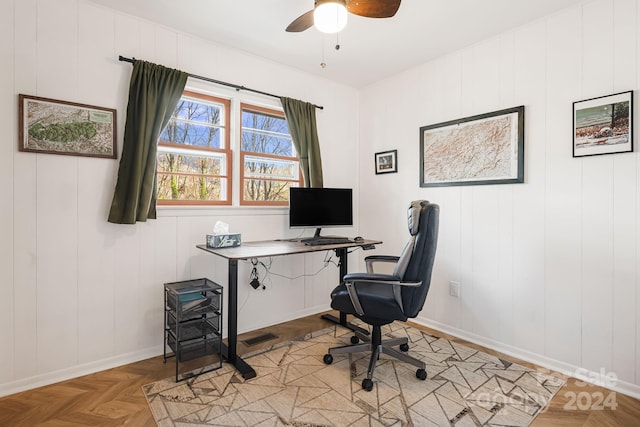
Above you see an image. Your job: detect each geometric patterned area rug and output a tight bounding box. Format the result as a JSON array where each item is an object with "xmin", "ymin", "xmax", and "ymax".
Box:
[{"xmin": 143, "ymin": 322, "xmax": 565, "ymax": 426}]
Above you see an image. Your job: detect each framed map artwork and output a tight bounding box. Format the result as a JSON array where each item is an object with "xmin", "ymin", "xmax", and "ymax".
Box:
[
  {"xmin": 19, "ymin": 94, "xmax": 117, "ymax": 159},
  {"xmin": 419, "ymin": 106, "xmax": 524, "ymax": 187}
]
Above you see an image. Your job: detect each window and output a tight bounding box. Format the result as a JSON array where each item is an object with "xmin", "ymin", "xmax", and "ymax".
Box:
[
  {"xmin": 156, "ymin": 91, "xmax": 301, "ymax": 207},
  {"xmin": 240, "ymin": 104, "xmax": 302, "ymax": 206},
  {"xmin": 157, "ymin": 91, "xmax": 231, "ymax": 205}
]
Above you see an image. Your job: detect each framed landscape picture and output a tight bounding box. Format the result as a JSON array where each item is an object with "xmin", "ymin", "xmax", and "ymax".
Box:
[
  {"xmin": 573, "ymin": 91, "xmax": 633, "ymax": 157},
  {"xmin": 420, "ymin": 106, "xmax": 525, "ymax": 187},
  {"xmin": 19, "ymin": 94, "xmax": 117, "ymax": 159}
]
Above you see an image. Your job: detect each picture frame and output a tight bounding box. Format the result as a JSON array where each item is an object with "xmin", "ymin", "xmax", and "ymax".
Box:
[
  {"xmin": 375, "ymin": 149, "xmax": 397, "ymax": 174},
  {"xmin": 18, "ymin": 94, "xmax": 117, "ymax": 159},
  {"xmin": 573, "ymin": 91, "xmax": 633, "ymax": 157},
  {"xmin": 420, "ymin": 106, "xmax": 524, "ymax": 187}
]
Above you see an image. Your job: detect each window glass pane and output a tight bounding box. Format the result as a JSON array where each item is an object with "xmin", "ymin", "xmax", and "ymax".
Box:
[
  {"xmin": 241, "ymin": 131, "xmax": 293, "ymax": 156},
  {"xmin": 176, "ymin": 99, "xmax": 223, "ymax": 125},
  {"xmin": 158, "ymin": 174, "xmax": 226, "ymax": 201},
  {"xmin": 242, "ymin": 110, "xmax": 288, "ymax": 133},
  {"xmin": 161, "ymin": 98, "xmax": 224, "ymax": 148},
  {"xmin": 157, "ymin": 151, "xmax": 227, "ymax": 202},
  {"xmin": 243, "ymin": 179, "xmax": 295, "ymax": 202},
  {"xmin": 158, "ymin": 152, "xmax": 225, "ymax": 175},
  {"xmin": 161, "ymin": 121, "xmax": 223, "ymax": 149},
  {"xmin": 241, "ymin": 108, "xmax": 293, "ymax": 156},
  {"xmin": 244, "ymin": 155, "xmax": 299, "ymax": 180}
]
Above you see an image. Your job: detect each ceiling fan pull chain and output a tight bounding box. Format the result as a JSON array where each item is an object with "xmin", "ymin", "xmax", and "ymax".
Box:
[
  {"xmin": 320, "ymin": 37, "xmax": 327, "ymax": 68},
  {"xmin": 335, "ymin": 32, "xmax": 341, "ymax": 50}
]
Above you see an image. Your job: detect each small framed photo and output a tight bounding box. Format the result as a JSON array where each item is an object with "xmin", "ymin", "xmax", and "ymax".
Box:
[
  {"xmin": 573, "ymin": 91, "xmax": 633, "ymax": 157},
  {"xmin": 19, "ymin": 94, "xmax": 117, "ymax": 159},
  {"xmin": 375, "ymin": 149, "xmax": 397, "ymax": 174}
]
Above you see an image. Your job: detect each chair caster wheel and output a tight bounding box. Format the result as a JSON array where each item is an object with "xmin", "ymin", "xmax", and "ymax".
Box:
[
  {"xmin": 351, "ymin": 335, "xmax": 360, "ymax": 344},
  {"xmin": 416, "ymin": 368, "xmax": 427, "ymax": 380},
  {"xmin": 362, "ymin": 378, "xmax": 374, "ymax": 391},
  {"xmin": 400, "ymin": 343, "xmax": 409, "ymax": 352},
  {"xmin": 323, "ymin": 354, "xmax": 333, "ymax": 365}
]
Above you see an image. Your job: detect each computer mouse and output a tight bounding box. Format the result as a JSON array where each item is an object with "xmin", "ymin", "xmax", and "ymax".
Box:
[{"xmin": 354, "ymin": 236, "xmax": 364, "ymax": 242}]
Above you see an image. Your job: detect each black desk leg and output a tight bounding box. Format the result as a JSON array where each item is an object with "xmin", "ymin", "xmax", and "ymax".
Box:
[
  {"xmin": 320, "ymin": 247, "xmax": 369, "ymax": 336},
  {"xmin": 226, "ymin": 259, "xmax": 257, "ymax": 379}
]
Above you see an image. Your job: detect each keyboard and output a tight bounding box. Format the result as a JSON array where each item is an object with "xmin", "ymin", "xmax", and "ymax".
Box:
[{"xmin": 303, "ymin": 238, "xmax": 352, "ymax": 246}]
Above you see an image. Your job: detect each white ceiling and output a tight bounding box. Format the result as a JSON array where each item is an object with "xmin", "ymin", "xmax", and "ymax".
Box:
[{"xmin": 88, "ymin": 0, "xmax": 586, "ymax": 88}]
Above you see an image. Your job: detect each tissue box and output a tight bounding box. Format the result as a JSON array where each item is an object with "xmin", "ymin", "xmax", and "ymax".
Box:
[{"xmin": 206, "ymin": 233, "xmax": 241, "ymax": 248}]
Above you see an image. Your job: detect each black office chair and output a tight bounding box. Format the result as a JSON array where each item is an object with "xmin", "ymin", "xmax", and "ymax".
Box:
[{"xmin": 323, "ymin": 200, "xmax": 439, "ymax": 391}]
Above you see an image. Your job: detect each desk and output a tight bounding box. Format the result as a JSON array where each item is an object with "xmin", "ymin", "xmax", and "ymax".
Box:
[{"xmin": 197, "ymin": 238, "xmax": 381, "ymax": 379}]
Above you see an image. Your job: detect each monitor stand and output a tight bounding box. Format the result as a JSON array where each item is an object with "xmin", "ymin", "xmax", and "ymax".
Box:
[
  {"xmin": 289, "ymin": 228, "xmax": 346, "ymax": 243},
  {"xmin": 298, "ymin": 228, "xmax": 349, "ymax": 243}
]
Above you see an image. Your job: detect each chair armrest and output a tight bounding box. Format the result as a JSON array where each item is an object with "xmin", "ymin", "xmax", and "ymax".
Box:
[
  {"xmin": 344, "ymin": 272, "xmax": 399, "ymax": 282},
  {"xmin": 364, "ymin": 255, "xmax": 400, "ymax": 263},
  {"xmin": 345, "ymin": 273, "xmax": 422, "ymax": 288},
  {"xmin": 364, "ymin": 255, "xmax": 400, "ymax": 273}
]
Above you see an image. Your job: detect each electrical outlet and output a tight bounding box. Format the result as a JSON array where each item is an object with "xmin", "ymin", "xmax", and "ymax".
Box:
[{"xmin": 449, "ymin": 281, "xmax": 460, "ymax": 297}]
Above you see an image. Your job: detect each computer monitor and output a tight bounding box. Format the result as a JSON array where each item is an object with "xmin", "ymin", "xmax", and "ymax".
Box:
[{"xmin": 289, "ymin": 187, "xmax": 353, "ymax": 239}]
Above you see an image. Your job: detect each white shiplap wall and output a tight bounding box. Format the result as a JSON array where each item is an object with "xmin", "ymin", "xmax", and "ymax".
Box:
[
  {"xmin": 0, "ymin": 0, "xmax": 360, "ymax": 395},
  {"xmin": 0, "ymin": 0, "xmax": 16, "ymax": 388},
  {"xmin": 359, "ymin": 0, "xmax": 640, "ymax": 398},
  {"xmin": 4, "ymin": 0, "xmax": 640, "ymax": 402}
]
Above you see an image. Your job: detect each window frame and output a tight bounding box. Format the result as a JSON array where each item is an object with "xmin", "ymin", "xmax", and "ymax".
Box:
[
  {"xmin": 156, "ymin": 90, "xmax": 232, "ymax": 206},
  {"xmin": 239, "ymin": 103, "xmax": 303, "ymax": 207}
]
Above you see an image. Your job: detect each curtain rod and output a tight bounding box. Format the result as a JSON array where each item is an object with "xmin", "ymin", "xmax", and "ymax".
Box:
[{"xmin": 118, "ymin": 55, "xmax": 323, "ymax": 110}]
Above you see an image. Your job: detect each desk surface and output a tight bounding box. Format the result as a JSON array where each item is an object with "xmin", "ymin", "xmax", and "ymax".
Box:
[{"xmin": 196, "ymin": 238, "xmax": 381, "ymax": 260}]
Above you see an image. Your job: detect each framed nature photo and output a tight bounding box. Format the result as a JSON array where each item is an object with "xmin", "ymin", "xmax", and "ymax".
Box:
[
  {"xmin": 375, "ymin": 149, "xmax": 398, "ymax": 174},
  {"xmin": 573, "ymin": 91, "xmax": 633, "ymax": 157},
  {"xmin": 420, "ymin": 106, "xmax": 524, "ymax": 187},
  {"xmin": 19, "ymin": 94, "xmax": 117, "ymax": 159}
]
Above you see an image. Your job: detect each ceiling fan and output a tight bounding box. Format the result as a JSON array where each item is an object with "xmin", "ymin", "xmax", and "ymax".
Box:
[{"xmin": 286, "ymin": 0, "xmax": 401, "ymax": 34}]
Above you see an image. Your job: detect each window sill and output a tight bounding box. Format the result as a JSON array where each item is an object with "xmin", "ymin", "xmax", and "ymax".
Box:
[{"xmin": 157, "ymin": 204, "xmax": 287, "ymax": 218}]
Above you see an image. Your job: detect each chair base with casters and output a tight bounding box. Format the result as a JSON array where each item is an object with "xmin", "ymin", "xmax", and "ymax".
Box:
[{"xmin": 323, "ymin": 323, "xmax": 427, "ymax": 391}]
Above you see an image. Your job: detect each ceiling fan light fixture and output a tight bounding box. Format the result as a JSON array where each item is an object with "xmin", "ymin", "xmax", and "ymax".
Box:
[{"xmin": 314, "ymin": 0, "xmax": 348, "ymax": 34}]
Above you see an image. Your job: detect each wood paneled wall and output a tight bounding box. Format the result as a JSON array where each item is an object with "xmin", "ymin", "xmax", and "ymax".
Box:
[
  {"xmin": 359, "ymin": 0, "xmax": 640, "ymax": 399},
  {"xmin": 0, "ymin": 0, "xmax": 360, "ymax": 396}
]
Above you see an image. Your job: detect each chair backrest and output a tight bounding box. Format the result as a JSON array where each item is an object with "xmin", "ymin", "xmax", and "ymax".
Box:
[{"xmin": 393, "ymin": 200, "xmax": 439, "ymax": 318}]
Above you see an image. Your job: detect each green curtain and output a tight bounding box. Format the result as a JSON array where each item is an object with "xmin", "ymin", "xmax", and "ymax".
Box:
[
  {"xmin": 108, "ymin": 61, "xmax": 188, "ymax": 224},
  {"xmin": 280, "ymin": 97, "xmax": 323, "ymax": 188}
]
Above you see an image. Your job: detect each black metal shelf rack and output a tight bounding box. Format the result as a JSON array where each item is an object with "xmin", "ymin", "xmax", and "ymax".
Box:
[{"xmin": 164, "ymin": 278, "xmax": 223, "ymax": 382}]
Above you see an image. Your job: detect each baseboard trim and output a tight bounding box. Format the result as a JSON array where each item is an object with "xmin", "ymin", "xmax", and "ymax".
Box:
[
  {"xmin": 0, "ymin": 306, "xmax": 332, "ymax": 398},
  {"xmin": 413, "ymin": 318, "xmax": 640, "ymax": 400},
  {"xmin": 0, "ymin": 346, "xmax": 162, "ymax": 398},
  {"xmin": 14, "ymin": 311, "xmax": 638, "ymax": 402}
]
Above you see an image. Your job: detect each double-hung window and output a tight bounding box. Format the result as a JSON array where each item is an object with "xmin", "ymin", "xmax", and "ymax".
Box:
[
  {"xmin": 157, "ymin": 92, "xmax": 301, "ymax": 207},
  {"xmin": 157, "ymin": 91, "xmax": 231, "ymax": 205},
  {"xmin": 240, "ymin": 103, "xmax": 302, "ymax": 206}
]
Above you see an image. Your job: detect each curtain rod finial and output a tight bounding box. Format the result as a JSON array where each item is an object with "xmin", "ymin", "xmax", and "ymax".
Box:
[{"xmin": 118, "ymin": 55, "xmax": 136, "ymax": 64}]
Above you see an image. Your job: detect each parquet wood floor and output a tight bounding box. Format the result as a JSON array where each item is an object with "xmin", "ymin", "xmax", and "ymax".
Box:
[{"xmin": 0, "ymin": 311, "xmax": 638, "ymax": 426}]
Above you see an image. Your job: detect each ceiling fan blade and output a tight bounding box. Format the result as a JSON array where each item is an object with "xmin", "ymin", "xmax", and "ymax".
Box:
[
  {"xmin": 286, "ymin": 10, "xmax": 314, "ymax": 32},
  {"xmin": 346, "ymin": 0, "xmax": 401, "ymax": 18}
]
